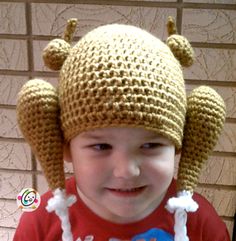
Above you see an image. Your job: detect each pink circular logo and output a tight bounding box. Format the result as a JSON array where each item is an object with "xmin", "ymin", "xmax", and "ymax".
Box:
[{"xmin": 17, "ymin": 188, "xmax": 41, "ymax": 212}]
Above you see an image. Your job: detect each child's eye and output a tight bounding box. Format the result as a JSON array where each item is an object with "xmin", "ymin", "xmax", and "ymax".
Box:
[
  {"xmin": 141, "ymin": 143, "xmax": 162, "ymax": 149},
  {"xmin": 92, "ymin": 144, "xmax": 112, "ymax": 151}
]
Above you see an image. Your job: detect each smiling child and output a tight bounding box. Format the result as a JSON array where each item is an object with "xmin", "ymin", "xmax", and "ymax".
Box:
[{"xmin": 14, "ymin": 17, "xmax": 230, "ymax": 241}]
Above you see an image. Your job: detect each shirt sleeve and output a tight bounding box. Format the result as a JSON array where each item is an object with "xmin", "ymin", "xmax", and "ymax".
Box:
[
  {"xmin": 188, "ymin": 192, "xmax": 231, "ymax": 241},
  {"xmin": 13, "ymin": 212, "xmax": 43, "ymax": 241}
]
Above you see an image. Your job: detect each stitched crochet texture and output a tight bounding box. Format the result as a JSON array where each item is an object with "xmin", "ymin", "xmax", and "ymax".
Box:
[
  {"xmin": 59, "ymin": 24, "xmax": 186, "ymax": 148},
  {"xmin": 17, "ymin": 18, "xmax": 225, "ymax": 193},
  {"xmin": 17, "ymin": 79, "xmax": 65, "ymax": 190},
  {"xmin": 177, "ymin": 86, "xmax": 226, "ymax": 192},
  {"xmin": 16, "ymin": 19, "xmax": 226, "ymax": 241}
]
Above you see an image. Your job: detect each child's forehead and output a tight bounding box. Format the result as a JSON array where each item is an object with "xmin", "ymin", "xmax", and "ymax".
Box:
[{"xmin": 79, "ymin": 127, "xmax": 169, "ymax": 140}]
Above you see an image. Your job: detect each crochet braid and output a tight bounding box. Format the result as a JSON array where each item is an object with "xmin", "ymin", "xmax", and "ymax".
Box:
[
  {"xmin": 177, "ymin": 86, "xmax": 226, "ymax": 192},
  {"xmin": 17, "ymin": 79, "xmax": 65, "ymax": 190}
]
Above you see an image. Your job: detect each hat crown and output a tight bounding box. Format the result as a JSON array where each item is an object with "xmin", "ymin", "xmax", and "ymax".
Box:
[{"xmin": 59, "ymin": 24, "xmax": 186, "ymax": 148}]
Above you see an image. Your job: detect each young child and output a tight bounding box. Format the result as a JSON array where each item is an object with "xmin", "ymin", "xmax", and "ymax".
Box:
[{"xmin": 14, "ymin": 17, "xmax": 230, "ymax": 241}]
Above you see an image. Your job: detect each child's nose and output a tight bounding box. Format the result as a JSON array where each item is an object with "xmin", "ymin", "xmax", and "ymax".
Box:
[{"xmin": 112, "ymin": 152, "xmax": 140, "ymax": 179}]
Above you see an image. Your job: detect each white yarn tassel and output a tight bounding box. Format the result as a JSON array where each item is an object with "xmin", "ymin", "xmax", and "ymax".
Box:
[
  {"xmin": 166, "ymin": 191, "xmax": 198, "ymax": 241},
  {"xmin": 46, "ymin": 189, "xmax": 77, "ymax": 241}
]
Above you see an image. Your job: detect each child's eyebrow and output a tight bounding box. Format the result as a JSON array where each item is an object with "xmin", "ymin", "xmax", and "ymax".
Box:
[
  {"xmin": 144, "ymin": 134, "xmax": 171, "ymax": 143},
  {"xmin": 143, "ymin": 133, "xmax": 162, "ymax": 139},
  {"xmin": 80, "ymin": 132, "xmax": 106, "ymax": 140}
]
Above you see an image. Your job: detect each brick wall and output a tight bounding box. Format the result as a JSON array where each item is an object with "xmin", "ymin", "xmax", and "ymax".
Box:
[{"xmin": 0, "ymin": 1, "xmax": 235, "ymax": 240}]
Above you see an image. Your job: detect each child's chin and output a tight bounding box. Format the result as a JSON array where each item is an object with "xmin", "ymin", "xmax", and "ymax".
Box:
[{"xmin": 102, "ymin": 204, "xmax": 150, "ymax": 223}]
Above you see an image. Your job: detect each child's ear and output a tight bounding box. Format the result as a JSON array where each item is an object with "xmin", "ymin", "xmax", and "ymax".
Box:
[
  {"xmin": 63, "ymin": 143, "xmax": 72, "ymax": 163},
  {"xmin": 175, "ymin": 148, "xmax": 182, "ymax": 155},
  {"xmin": 175, "ymin": 148, "xmax": 181, "ymax": 162}
]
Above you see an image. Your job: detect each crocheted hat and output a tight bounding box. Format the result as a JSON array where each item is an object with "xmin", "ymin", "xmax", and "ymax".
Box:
[{"xmin": 16, "ymin": 17, "xmax": 225, "ymax": 241}]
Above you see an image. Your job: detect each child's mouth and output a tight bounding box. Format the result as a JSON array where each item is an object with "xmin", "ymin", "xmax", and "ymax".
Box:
[{"xmin": 106, "ymin": 186, "xmax": 146, "ymax": 197}]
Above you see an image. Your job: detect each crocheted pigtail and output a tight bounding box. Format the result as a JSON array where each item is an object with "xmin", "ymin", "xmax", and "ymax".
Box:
[
  {"xmin": 17, "ymin": 19, "xmax": 78, "ymax": 241},
  {"xmin": 166, "ymin": 86, "xmax": 226, "ymax": 241},
  {"xmin": 17, "ymin": 79, "xmax": 76, "ymax": 241},
  {"xmin": 177, "ymin": 86, "xmax": 226, "ymax": 192},
  {"xmin": 164, "ymin": 17, "xmax": 226, "ymax": 241},
  {"xmin": 17, "ymin": 79, "xmax": 65, "ymax": 190}
]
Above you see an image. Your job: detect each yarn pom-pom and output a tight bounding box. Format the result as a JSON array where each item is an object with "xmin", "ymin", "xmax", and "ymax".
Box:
[
  {"xmin": 43, "ymin": 38, "xmax": 71, "ymax": 71},
  {"xmin": 166, "ymin": 34, "xmax": 194, "ymax": 67}
]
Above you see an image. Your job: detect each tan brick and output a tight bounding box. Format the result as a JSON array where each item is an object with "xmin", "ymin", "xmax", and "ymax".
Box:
[
  {"xmin": 184, "ymin": 48, "xmax": 236, "ymax": 82},
  {"xmin": 0, "ymin": 40, "xmax": 27, "ymax": 71},
  {"xmin": 196, "ymin": 186, "xmax": 236, "ymax": 217},
  {"xmin": 0, "ymin": 171, "xmax": 33, "ymax": 199},
  {"xmin": 0, "ymin": 141, "xmax": 31, "ymax": 170},
  {"xmin": 31, "ymin": 3, "xmax": 176, "ymax": 38},
  {"xmin": 216, "ymin": 123, "xmax": 236, "ymax": 153},
  {"xmin": 0, "ymin": 3, "xmax": 26, "ymax": 35},
  {"xmin": 182, "ymin": 9, "xmax": 236, "ymax": 44},
  {"xmin": 200, "ymin": 156, "xmax": 236, "ymax": 186},
  {"xmin": 0, "ymin": 108, "xmax": 22, "ymax": 139},
  {"xmin": 0, "ymin": 76, "xmax": 28, "ymax": 106},
  {"xmin": 0, "ymin": 200, "xmax": 22, "ymax": 228}
]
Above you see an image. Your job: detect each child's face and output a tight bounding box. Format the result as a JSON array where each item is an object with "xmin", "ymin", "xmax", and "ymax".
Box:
[{"xmin": 65, "ymin": 127, "xmax": 177, "ymax": 223}]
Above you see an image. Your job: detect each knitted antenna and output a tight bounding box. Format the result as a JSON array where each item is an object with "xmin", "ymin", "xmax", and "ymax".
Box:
[
  {"xmin": 43, "ymin": 18, "xmax": 77, "ymax": 71},
  {"xmin": 166, "ymin": 16, "xmax": 194, "ymax": 67},
  {"xmin": 166, "ymin": 86, "xmax": 226, "ymax": 241}
]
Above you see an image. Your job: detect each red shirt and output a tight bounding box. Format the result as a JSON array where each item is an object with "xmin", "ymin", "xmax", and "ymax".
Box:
[{"xmin": 14, "ymin": 177, "xmax": 230, "ymax": 241}]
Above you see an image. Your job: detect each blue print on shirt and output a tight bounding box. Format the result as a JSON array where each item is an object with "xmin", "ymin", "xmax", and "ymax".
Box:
[
  {"xmin": 132, "ymin": 228, "xmax": 174, "ymax": 241},
  {"xmin": 109, "ymin": 228, "xmax": 174, "ymax": 241}
]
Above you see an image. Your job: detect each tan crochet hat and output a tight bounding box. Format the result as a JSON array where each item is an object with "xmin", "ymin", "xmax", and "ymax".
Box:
[{"xmin": 16, "ymin": 17, "xmax": 225, "ymax": 241}]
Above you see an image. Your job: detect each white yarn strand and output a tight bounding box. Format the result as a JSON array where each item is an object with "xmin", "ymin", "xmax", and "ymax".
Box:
[
  {"xmin": 46, "ymin": 189, "xmax": 77, "ymax": 241},
  {"xmin": 166, "ymin": 191, "xmax": 198, "ymax": 241},
  {"xmin": 174, "ymin": 208, "xmax": 188, "ymax": 241}
]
